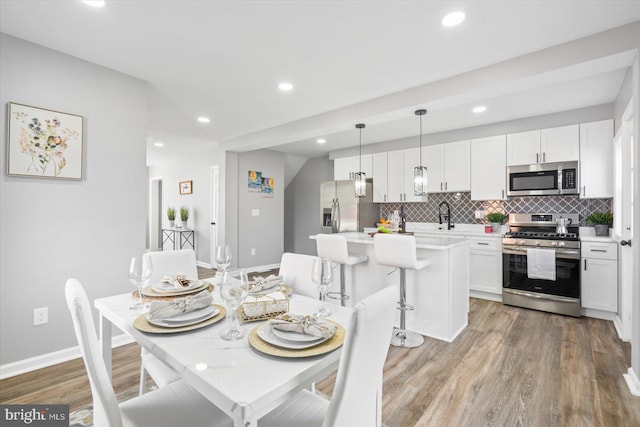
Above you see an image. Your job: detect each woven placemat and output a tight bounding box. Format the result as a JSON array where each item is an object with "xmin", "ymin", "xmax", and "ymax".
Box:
[{"xmin": 248, "ymin": 320, "xmax": 345, "ymax": 358}]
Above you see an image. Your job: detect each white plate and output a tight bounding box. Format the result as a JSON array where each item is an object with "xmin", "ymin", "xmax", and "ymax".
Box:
[
  {"xmin": 147, "ymin": 305, "xmax": 219, "ymax": 328},
  {"xmin": 257, "ymin": 324, "xmax": 331, "ymax": 349},
  {"xmin": 151, "ymin": 279, "xmax": 203, "ymax": 293},
  {"xmin": 272, "ymin": 327, "xmax": 326, "ymax": 342}
]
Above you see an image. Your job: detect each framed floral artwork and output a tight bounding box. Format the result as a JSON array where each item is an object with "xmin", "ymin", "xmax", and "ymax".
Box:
[
  {"xmin": 7, "ymin": 102, "xmax": 84, "ymax": 179},
  {"xmin": 179, "ymin": 180, "xmax": 192, "ymax": 195}
]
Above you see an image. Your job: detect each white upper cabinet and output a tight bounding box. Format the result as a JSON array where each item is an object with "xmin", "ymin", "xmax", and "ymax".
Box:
[
  {"xmin": 507, "ymin": 125, "xmax": 579, "ymax": 166},
  {"xmin": 470, "ymin": 135, "xmax": 507, "ymax": 200},
  {"xmin": 422, "ymin": 141, "xmax": 470, "ymax": 192},
  {"xmin": 540, "ymin": 124, "xmax": 579, "ymax": 163},
  {"xmin": 506, "ymin": 130, "xmax": 540, "ymax": 166},
  {"xmin": 579, "ymin": 119, "xmax": 614, "ymax": 199},
  {"xmin": 333, "ymin": 155, "xmax": 373, "ymax": 180},
  {"xmin": 372, "ymin": 152, "xmax": 388, "ymax": 203},
  {"xmin": 386, "ymin": 150, "xmax": 404, "ymax": 203},
  {"xmin": 444, "ymin": 140, "xmax": 471, "ymax": 192}
]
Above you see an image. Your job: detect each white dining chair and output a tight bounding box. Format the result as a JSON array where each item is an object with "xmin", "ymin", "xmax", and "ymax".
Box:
[
  {"xmin": 64, "ymin": 278, "xmax": 232, "ymax": 427},
  {"xmin": 258, "ymin": 285, "xmax": 397, "ymax": 427},
  {"xmin": 136, "ymin": 249, "xmax": 199, "ymax": 394},
  {"xmin": 278, "ymin": 252, "xmax": 321, "ymax": 299}
]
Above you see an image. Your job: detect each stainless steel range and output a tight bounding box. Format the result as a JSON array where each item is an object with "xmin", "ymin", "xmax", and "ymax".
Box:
[{"xmin": 502, "ymin": 213, "xmax": 581, "ymax": 317}]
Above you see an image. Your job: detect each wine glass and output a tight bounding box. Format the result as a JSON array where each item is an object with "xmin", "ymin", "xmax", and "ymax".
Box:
[
  {"xmin": 128, "ymin": 256, "xmax": 153, "ymax": 311},
  {"xmin": 219, "ymin": 269, "xmax": 249, "ymax": 340},
  {"xmin": 311, "ymin": 258, "xmax": 333, "ymax": 317},
  {"xmin": 215, "ymin": 244, "xmax": 232, "ymax": 276}
]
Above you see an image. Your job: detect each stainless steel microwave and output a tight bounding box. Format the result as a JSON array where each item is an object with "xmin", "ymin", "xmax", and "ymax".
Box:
[{"xmin": 507, "ymin": 161, "xmax": 579, "ymax": 196}]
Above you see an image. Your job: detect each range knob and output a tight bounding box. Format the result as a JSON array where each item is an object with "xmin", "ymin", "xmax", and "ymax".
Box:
[
  {"xmin": 557, "ymin": 241, "xmax": 566, "ymax": 247},
  {"xmin": 550, "ymin": 241, "xmax": 558, "ymax": 247},
  {"xmin": 536, "ymin": 241, "xmax": 542, "ymax": 246},
  {"xmin": 517, "ymin": 240, "xmax": 526, "ymax": 245}
]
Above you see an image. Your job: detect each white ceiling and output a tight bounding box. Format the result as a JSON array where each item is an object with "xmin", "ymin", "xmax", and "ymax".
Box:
[{"xmin": 1, "ymin": 1, "xmax": 639, "ymax": 161}]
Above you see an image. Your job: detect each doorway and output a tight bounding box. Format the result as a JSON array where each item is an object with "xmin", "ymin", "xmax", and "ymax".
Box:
[
  {"xmin": 613, "ymin": 100, "xmax": 634, "ymax": 342},
  {"xmin": 210, "ymin": 166, "xmax": 219, "ymax": 267},
  {"xmin": 149, "ymin": 177, "xmax": 163, "ymax": 251}
]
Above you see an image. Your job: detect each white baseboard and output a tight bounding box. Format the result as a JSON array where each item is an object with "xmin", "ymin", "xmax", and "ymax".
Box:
[
  {"xmin": 623, "ymin": 367, "xmax": 640, "ymax": 396},
  {"xmin": 197, "ymin": 260, "xmax": 213, "ymax": 269},
  {"xmin": 580, "ymin": 307, "xmax": 617, "ymax": 321},
  {"xmin": 469, "ymin": 290, "xmax": 502, "ymax": 303},
  {"xmin": 0, "ymin": 334, "xmax": 134, "ymax": 380},
  {"xmin": 245, "ymin": 263, "xmax": 280, "ymax": 273}
]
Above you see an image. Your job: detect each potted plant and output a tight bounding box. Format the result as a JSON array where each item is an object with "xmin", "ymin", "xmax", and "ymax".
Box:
[
  {"xmin": 486, "ymin": 212, "xmax": 507, "ymax": 234},
  {"xmin": 179, "ymin": 206, "xmax": 189, "ymax": 228},
  {"xmin": 586, "ymin": 212, "xmax": 613, "ymax": 236},
  {"xmin": 166, "ymin": 207, "xmax": 176, "ymax": 229}
]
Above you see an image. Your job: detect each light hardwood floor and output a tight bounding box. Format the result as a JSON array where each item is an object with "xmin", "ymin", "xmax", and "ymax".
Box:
[{"xmin": 2, "ymin": 283, "xmax": 638, "ymax": 426}]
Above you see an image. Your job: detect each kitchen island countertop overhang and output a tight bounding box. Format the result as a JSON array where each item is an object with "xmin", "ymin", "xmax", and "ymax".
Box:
[{"xmin": 310, "ymin": 232, "xmax": 470, "ymax": 342}]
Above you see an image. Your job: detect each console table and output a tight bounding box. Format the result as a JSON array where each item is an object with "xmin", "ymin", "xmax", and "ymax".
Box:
[{"xmin": 162, "ymin": 228, "xmax": 195, "ymax": 251}]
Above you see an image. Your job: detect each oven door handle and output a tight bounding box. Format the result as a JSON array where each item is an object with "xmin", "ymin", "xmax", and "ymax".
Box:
[
  {"xmin": 502, "ymin": 247, "xmax": 580, "ymax": 259},
  {"xmin": 503, "ymin": 288, "xmax": 579, "ymax": 304}
]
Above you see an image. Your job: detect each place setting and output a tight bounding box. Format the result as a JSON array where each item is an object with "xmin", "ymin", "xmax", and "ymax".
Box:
[{"xmin": 247, "ymin": 258, "xmax": 345, "ymax": 357}]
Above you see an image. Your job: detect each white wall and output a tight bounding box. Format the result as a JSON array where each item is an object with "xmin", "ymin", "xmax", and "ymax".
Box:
[
  {"xmin": 0, "ymin": 34, "xmax": 148, "ymax": 364},
  {"xmin": 148, "ymin": 143, "xmax": 219, "ymax": 265}
]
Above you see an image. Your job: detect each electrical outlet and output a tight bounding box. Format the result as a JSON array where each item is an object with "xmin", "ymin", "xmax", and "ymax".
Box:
[
  {"xmin": 475, "ymin": 210, "xmax": 486, "ymax": 219},
  {"xmin": 251, "ymin": 248, "xmax": 256, "ymax": 255},
  {"xmin": 34, "ymin": 307, "xmax": 48, "ymax": 326},
  {"xmin": 251, "ymin": 209, "xmax": 260, "ymax": 216}
]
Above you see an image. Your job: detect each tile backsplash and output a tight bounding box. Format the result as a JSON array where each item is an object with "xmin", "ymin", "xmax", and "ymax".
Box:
[{"xmin": 379, "ymin": 192, "xmax": 611, "ymax": 226}]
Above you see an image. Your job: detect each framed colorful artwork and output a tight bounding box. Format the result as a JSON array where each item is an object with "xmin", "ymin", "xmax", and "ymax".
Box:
[
  {"xmin": 7, "ymin": 102, "xmax": 84, "ymax": 179},
  {"xmin": 248, "ymin": 170, "xmax": 262, "ymax": 192}
]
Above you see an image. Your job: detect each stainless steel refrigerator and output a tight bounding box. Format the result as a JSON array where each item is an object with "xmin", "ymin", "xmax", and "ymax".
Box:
[{"xmin": 320, "ymin": 179, "xmax": 378, "ymax": 233}]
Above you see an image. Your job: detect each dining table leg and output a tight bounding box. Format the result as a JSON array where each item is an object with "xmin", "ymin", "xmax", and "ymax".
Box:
[
  {"xmin": 98, "ymin": 310, "xmax": 113, "ymax": 378},
  {"xmin": 232, "ymin": 402, "xmax": 256, "ymax": 427}
]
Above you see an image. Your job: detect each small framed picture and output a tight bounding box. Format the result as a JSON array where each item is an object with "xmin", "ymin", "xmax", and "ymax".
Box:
[{"xmin": 179, "ymin": 180, "xmax": 192, "ymax": 195}]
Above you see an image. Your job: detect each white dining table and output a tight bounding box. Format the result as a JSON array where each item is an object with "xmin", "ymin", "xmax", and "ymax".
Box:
[{"xmin": 94, "ymin": 284, "xmax": 353, "ymax": 427}]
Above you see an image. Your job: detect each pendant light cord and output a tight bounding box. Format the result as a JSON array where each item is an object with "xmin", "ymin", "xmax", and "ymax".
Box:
[
  {"xmin": 359, "ymin": 126, "xmax": 362, "ymax": 172},
  {"xmin": 419, "ymin": 114, "xmax": 423, "ymax": 167}
]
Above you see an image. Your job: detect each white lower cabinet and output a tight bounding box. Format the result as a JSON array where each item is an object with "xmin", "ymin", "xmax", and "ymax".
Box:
[
  {"xmin": 581, "ymin": 241, "xmax": 618, "ymax": 312},
  {"xmin": 467, "ymin": 237, "xmax": 502, "ymax": 296}
]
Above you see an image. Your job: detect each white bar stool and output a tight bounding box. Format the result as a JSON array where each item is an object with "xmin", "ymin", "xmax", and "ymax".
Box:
[
  {"xmin": 373, "ymin": 233, "xmax": 430, "ymax": 348},
  {"xmin": 315, "ymin": 234, "xmax": 368, "ymax": 306}
]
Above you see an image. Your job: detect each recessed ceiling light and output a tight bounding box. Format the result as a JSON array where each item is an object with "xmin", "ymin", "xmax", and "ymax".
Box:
[
  {"xmin": 197, "ymin": 117, "xmax": 210, "ymax": 123},
  {"xmin": 441, "ymin": 11, "xmax": 465, "ymax": 27},
  {"xmin": 278, "ymin": 82, "xmax": 293, "ymax": 91},
  {"xmin": 154, "ymin": 142, "xmax": 164, "ymax": 147},
  {"xmin": 82, "ymin": 0, "xmax": 106, "ymax": 7},
  {"xmin": 316, "ymin": 138, "xmax": 326, "ymax": 144},
  {"xmin": 472, "ymin": 105, "xmax": 487, "ymax": 113}
]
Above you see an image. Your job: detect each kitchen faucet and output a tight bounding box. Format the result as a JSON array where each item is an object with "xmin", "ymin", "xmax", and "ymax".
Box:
[{"xmin": 438, "ymin": 201, "xmax": 454, "ymax": 230}]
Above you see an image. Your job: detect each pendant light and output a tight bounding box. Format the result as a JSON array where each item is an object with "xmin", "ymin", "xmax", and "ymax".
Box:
[
  {"xmin": 354, "ymin": 123, "xmax": 367, "ymax": 197},
  {"xmin": 414, "ymin": 109, "xmax": 428, "ymax": 196}
]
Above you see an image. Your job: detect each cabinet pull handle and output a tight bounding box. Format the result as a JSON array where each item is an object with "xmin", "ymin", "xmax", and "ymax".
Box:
[
  {"xmin": 478, "ymin": 242, "xmax": 489, "ymax": 246},
  {"xmin": 583, "ymin": 186, "xmax": 586, "ymax": 197},
  {"xmin": 445, "ymin": 182, "xmax": 448, "ymax": 191},
  {"xmin": 536, "ymin": 153, "xmax": 539, "ymax": 163},
  {"xmin": 590, "ymin": 249, "xmax": 607, "ymax": 252},
  {"xmin": 384, "ymin": 194, "xmax": 387, "ymax": 202},
  {"xmin": 584, "ymin": 259, "xmax": 587, "ymax": 270},
  {"xmin": 440, "ymin": 182, "xmax": 443, "ymax": 191},
  {"xmin": 501, "ymin": 189, "xmax": 504, "ymax": 199},
  {"xmin": 543, "ymin": 152, "xmax": 546, "ymax": 162}
]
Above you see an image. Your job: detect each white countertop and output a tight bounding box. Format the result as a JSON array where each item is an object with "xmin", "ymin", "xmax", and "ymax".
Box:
[
  {"xmin": 311, "ymin": 232, "xmax": 467, "ymax": 250},
  {"xmin": 579, "ymin": 226, "xmax": 616, "ymax": 243}
]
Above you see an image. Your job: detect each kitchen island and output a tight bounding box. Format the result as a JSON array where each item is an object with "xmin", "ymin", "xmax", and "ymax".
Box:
[{"xmin": 310, "ymin": 232, "xmax": 469, "ymax": 342}]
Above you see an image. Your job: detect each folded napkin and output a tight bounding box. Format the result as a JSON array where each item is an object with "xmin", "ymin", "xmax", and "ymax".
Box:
[
  {"xmin": 162, "ymin": 274, "xmax": 191, "ymax": 288},
  {"xmin": 249, "ymin": 274, "xmax": 283, "ymax": 294},
  {"xmin": 147, "ymin": 290, "xmax": 213, "ymax": 320},
  {"xmin": 269, "ymin": 313, "xmax": 336, "ymax": 339}
]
